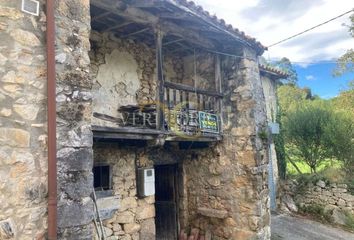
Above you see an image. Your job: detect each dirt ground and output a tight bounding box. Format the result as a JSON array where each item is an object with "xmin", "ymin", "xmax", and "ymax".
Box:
[{"xmin": 271, "ymin": 213, "xmax": 354, "ymax": 240}]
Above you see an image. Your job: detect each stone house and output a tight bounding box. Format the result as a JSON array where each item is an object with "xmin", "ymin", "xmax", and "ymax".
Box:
[
  {"xmin": 259, "ymin": 65, "xmax": 288, "ymax": 211},
  {"xmin": 0, "ymin": 0, "xmax": 278, "ymax": 239}
]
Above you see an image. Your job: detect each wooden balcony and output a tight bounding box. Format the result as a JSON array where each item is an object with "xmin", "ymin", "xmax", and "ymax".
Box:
[{"xmin": 93, "ymin": 81, "xmax": 222, "ymax": 143}]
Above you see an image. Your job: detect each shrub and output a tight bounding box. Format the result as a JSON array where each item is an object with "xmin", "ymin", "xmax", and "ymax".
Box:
[{"xmin": 298, "ymin": 203, "xmax": 333, "ymax": 223}]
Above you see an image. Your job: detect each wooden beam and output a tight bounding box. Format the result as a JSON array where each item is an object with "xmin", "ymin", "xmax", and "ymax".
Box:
[
  {"xmin": 91, "ymin": 0, "xmax": 215, "ymax": 49},
  {"xmin": 155, "ymin": 29, "xmax": 165, "ymax": 130},
  {"xmin": 163, "ymin": 38, "xmax": 184, "ymax": 46},
  {"xmin": 164, "ymin": 81, "xmax": 223, "ymax": 97},
  {"xmin": 103, "ymin": 21, "xmax": 134, "ymax": 32},
  {"xmin": 121, "ymin": 27, "xmax": 150, "ymax": 38},
  {"xmin": 92, "ymin": 11, "xmax": 111, "ymax": 21}
]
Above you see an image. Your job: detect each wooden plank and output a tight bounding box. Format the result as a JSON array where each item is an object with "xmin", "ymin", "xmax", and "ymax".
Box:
[
  {"xmin": 166, "ymin": 87, "xmax": 171, "ymax": 129},
  {"xmin": 121, "ymin": 27, "xmax": 150, "ymax": 38},
  {"xmin": 156, "ymin": 29, "xmax": 165, "ymax": 130},
  {"xmin": 92, "ymin": 11, "xmax": 111, "ymax": 21},
  {"xmin": 103, "ymin": 21, "xmax": 133, "ymax": 32},
  {"xmin": 173, "ymin": 89, "xmax": 177, "ymax": 107},
  {"xmin": 164, "ymin": 81, "xmax": 223, "ymax": 97},
  {"xmin": 215, "ymin": 54, "xmax": 223, "ymax": 132},
  {"xmin": 92, "ymin": 125, "xmax": 164, "ymax": 135}
]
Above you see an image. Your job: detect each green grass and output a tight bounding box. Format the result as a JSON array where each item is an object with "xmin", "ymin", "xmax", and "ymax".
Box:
[{"xmin": 287, "ymin": 158, "xmax": 342, "ymax": 176}]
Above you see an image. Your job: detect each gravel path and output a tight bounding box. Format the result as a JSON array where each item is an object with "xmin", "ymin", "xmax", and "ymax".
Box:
[{"xmin": 271, "ymin": 213, "xmax": 354, "ymax": 240}]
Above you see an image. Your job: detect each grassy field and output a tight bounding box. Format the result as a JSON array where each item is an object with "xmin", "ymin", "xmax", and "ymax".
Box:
[{"xmin": 287, "ymin": 159, "xmax": 343, "ymax": 177}]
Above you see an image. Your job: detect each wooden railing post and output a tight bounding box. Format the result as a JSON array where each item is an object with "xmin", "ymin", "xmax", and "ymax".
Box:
[{"xmin": 155, "ymin": 28, "xmax": 165, "ymax": 130}]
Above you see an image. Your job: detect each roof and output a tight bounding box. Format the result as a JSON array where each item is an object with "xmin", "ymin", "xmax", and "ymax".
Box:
[
  {"xmin": 259, "ymin": 64, "xmax": 289, "ymax": 79},
  {"xmin": 168, "ymin": 0, "xmax": 267, "ymax": 54}
]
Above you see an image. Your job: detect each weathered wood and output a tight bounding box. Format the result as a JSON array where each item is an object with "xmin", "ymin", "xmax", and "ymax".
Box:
[
  {"xmin": 173, "ymin": 89, "xmax": 177, "ymax": 107},
  {"xmin": 93, "ymin": 112, "xmax": 123, "ymax": 125},
  {"xmin": 165, "ymin": 81, "xmax": 223, "ymax": 97},
  {"xmin": 91, "ymin": 0, "xmax": 215, "ymax": 49},
  {"xmin": 215, "ymin": 54, "xmax": 223, "ymax": 132},
  {"xmin": 163, "ymin": 38, "xmax": 184, "ymax": 46},
  {"xmin": 103, "ymin": 21, "xmax": 133, "ymax": 32},
  {"xmin": 92, "ymin": 11, "xmax": 111, "ymax": 21},
  {"xmin": 92, "ymin": 125, "xmax": 164, "ymax": 135},
  {"xmin": 156, "ymin": 29, "xmax": 165, "ymax": 130},
  {"xmin": 121, "ymin": 27, "xmax": 150, "ymax": 38}
]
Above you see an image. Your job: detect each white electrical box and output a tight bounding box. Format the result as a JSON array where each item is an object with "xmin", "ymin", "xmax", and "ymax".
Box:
[
  {"xmin": 269, "ymin": 122, "xmax": 280, "ymax": 134},
  {"xmin": 137, "ymin": 168, "xmax": 155, "ymax": 197}
]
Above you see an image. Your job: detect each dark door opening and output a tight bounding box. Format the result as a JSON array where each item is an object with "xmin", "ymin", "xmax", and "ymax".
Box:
[{"xmin": 155, "ymin": 164, "xmax": 178, "ymax": 240}]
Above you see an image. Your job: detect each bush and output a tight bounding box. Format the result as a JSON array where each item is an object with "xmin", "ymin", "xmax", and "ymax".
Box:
[
  {"xmin": 344, "ymin": 211, "xmax": 354, "ymax": 230},
  {"xmin": 298, "ymin": 203, "xmax": 333, "ymax": 223},
  {"xmin": 284, "ymin": 104, "xmax": 332, "ymax": 173}
]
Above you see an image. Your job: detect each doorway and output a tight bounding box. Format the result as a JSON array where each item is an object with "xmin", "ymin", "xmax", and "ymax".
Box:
[{"xmin": 155, "ymin": 164, "xmax": 179, "ymax": 240}]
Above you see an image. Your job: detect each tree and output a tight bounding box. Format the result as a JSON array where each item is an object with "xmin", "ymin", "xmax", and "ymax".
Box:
[
  {"xmin": 284, "ymin": 104, "xmax": 333, "ymax": 173},
  {"xmin": 277, "ymin": 85, "xmax": 312, "ymax": 115},
  {"xmin": 324, "ymin": 112, "xmax": 354, "ymax": 174},
  {"xmin": 274, "ymin": 57, "xmax": 298, "ymax": 84},
  {"xmin": 334, "ymin": 13, "xmax": 354, "ymax": 76}
]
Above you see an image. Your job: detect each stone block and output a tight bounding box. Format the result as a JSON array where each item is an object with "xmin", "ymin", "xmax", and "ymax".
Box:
[
  {"xmin": 0, "ymin": 218, "xmax": 15, "ymax": 239},
  {"xmin": 136, "ymin": 205, "xmax": 155, "ymax": 220},
  {"xmin": 140, "ymin": 218, "xmax": 155, "ymax": 240},
  {"xmin": 337, "ymin": 199, "xmax": 346, "ymax": 207},
  {"xmin": 119, "ymin": 197, "xmax": 137, "ymax": 212},
  {"xmin": 13, "ymin": 104, "xmax": 40, "ymax": 120},
  {"xmin": 123, "ymin": 223, "xmax": 140, "ymax": 234},
  {"xmin": 57, "ymin": 197, "xmax": 94, "ymax": 228},
  {"xmin": 116, "ymin": 211, "xmax": 135, "ymax": 224},
  {"xmin": 0, "ymin": 128, "xmax": 30, "ymax": 147},
  {"xmin": 58, "ymin": 224, "xmax": 92, "ymax": 240},
  {"xmin": 197, "ymin": 207, "xmax": 228, "ymax": 219},
  {"xmin": 0, "ymin": 7, "xmax": 24, "ymax": 20},
  {"xmin": 58, "ymin": 171, "xmax": 93, "ymax": 200},
  {"xmin": 10, "ymin": 29, "xmax": 40, "ymax": 46},
  {"xmin": 57, "ymin": 147, "xmax": 93, "ymax": 171}
]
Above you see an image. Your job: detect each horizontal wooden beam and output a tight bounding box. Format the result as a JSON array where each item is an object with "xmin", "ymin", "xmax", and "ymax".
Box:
[
  {"xmin": 103, "ymin": 21, "xmax": 134, "ymax": 32},
  {"xmin": 92, "ymin": 11, "xmax": 111, "ymax": 21},
  {"xmin": 121, "ymin": 27, "xmax": 150, "ymax": 38},
  {"xmin": 91, "ymin": 0, "xmax": 215, "ymax": 49},
  {"xmin": 164, "ymin": 81, "xmax": 223, "ymax": 97}
]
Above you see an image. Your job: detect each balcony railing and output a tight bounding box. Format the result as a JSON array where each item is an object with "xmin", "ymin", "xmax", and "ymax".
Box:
[{"xmin": 163, "ymin": 81, "xmax": 222, "ymax": 136}]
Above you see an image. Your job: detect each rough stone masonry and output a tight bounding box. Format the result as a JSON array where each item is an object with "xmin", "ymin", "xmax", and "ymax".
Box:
[{"xmin": 0, "ymin": 1, "xmax": 272, "ymax": 240}]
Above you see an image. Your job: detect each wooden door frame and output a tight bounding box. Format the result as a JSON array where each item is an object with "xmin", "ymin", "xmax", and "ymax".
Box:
[{"xmin": 155, "ymin": 163, "xmax": 180, "ymax": 239}]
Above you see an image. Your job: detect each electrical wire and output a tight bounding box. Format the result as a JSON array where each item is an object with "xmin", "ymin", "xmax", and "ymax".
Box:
[{"xmin": 268, "ymin": 9, "xmax": 354, "ymax": 48}]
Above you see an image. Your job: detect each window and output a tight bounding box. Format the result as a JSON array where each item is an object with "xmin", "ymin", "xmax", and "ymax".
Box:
[{"xmin": 93, "ymin": 165, "xmax": 111, "ymax": 191}]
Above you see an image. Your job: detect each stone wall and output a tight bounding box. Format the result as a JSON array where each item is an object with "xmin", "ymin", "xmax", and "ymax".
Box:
[
  {"xmin": 93, "ymin": 144, "xmax": 156, "ymax": 240},
  {"xmin": 0, "ymin": 1, "xmax": 48, "ymax": 239},
  {"xmin": 55, "ymin": 1, "xmax": 94, "ymax": 239},
  {"xmin": 181, "ymin": 47, "xmax": 271, "ymax": 239},
  {"xmin": 89, "ymin": 31, "xmax": 157, "ymax": 127},
  {"xmin": 281, "ymin": 180, "xmax": 354, "ymax": 225}
]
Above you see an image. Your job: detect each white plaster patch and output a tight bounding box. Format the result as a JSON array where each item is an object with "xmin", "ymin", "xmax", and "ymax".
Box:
[{"xmin": 93, "ymin": 49, "xmax": 140, "ymax": 126}]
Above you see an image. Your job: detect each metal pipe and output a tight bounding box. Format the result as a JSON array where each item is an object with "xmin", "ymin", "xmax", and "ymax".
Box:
[{"xmin": 46, "ymin": 0, "xmax": 57, "ymax": 239}]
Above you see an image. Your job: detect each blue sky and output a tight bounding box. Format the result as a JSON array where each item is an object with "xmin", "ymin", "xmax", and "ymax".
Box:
[
  {"xmin": 295, "ymin": 63, "xmax": 354, "ymax": 99},
  {"xmin": 195, "ymin": 0, "xmax": 354, "ymax": 99}
]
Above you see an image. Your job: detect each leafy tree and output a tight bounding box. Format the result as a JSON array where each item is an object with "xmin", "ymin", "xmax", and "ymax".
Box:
[
  {"xmin": 284, "ymin": 104, "xmax": 333, "ymax": 173},
  {"xmin": 324, "ymin": 112, "xmax": 354, "ymax": 174},
  {"xmin": 274, "ymin": 106, "xmax": 287, "ymax": 179},
  {"xmin": 334, "ymin": 13, "xmax": 354, "ymax": 76},
  {"xmin": 274, "ymin": 57, "xmax": 298, "ymax": 84},
  {"xmin": 331, "ymin": 80, "xmax": 354, "ymax": 115},
  {"xmin": 277, "ymin": 85, "xmax": 312, "ymax": 115}
]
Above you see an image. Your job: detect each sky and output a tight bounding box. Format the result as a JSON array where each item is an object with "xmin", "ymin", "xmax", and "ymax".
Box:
[{"xmin": 194, "ymin": 0, "xmax": 354, "ymax": 98}]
